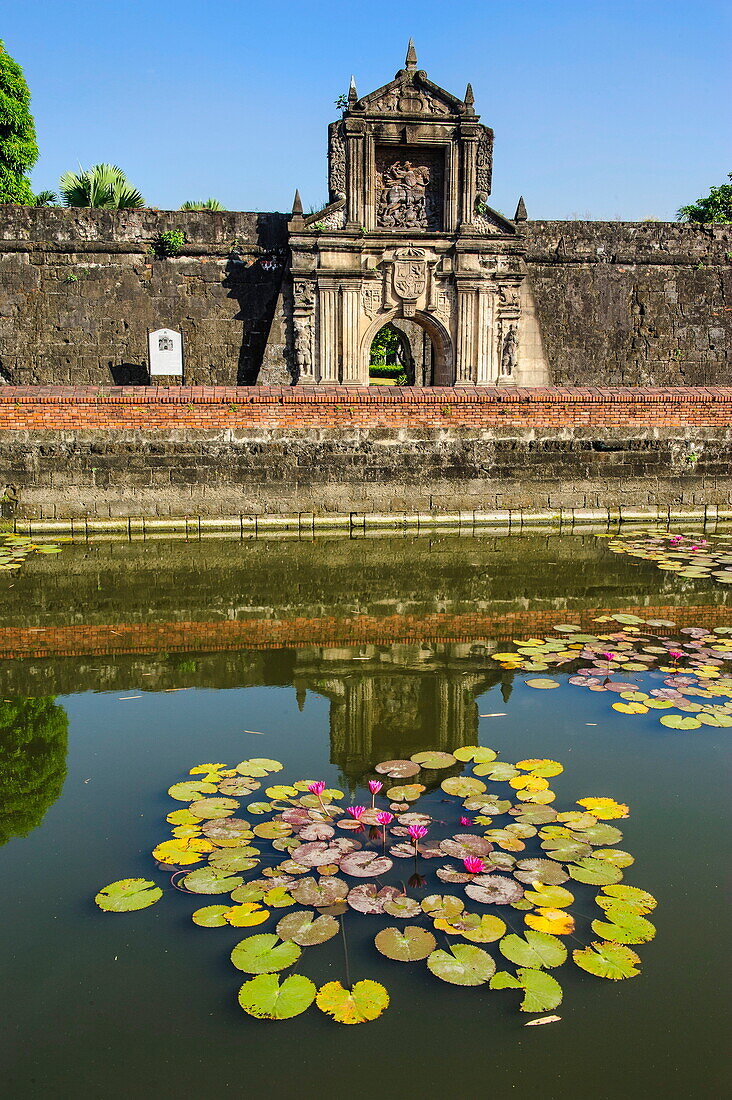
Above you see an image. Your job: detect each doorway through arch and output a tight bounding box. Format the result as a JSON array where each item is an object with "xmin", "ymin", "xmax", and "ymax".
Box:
[{"xmin": 366, "ymin": 314, "xmax": 452, "ymax": 386}]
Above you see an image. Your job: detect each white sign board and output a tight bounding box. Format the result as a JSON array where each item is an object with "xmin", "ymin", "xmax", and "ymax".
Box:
[{"xmin": 148, "ymin": 328, "xmax": 183, "ymax": 378}]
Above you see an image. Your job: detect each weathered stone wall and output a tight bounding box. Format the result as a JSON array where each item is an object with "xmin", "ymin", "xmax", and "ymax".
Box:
[
  {"xmin": 0, "ymin": 207, "xmax": 288, "ymax": 386},
  {"xmin": 2, "ymin": 386, "xmax": 732, "ymax": 520},
  {"xmin": 0, "ymin": 209, "xmax": 729, "ymax": 387},
  {"xmin": 523, "ymin": 221, "xmax": 732, "ymax": 385}
]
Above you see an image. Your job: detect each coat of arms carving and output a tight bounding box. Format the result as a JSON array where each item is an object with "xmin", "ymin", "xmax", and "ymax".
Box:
[{"xmin": 393, "ymin": 246, "xmax": 427, "ymax": 301}]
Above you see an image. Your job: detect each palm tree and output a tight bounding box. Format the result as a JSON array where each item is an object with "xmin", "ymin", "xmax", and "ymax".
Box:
[
  {"xmin": 58, "ymin": 164, "xmax": 145, "ymax": 209},
  {"xmin": 180, "ymin": 198, "xmax": 226, "ymax": 211}
]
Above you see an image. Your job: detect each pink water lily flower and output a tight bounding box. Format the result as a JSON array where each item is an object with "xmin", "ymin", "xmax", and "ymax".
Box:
[
  {"xmin": 460, "ymin": 816, "xmax": 473, "ymax": 826},
  {"xmin": 601, "ymin": 652, "xmax": 615, "ymax": 662},
  {"xmin": 308, "ymin": 781, "xmax": 326, "ymax": 796},
  {"xmin": 463, "ymin": 856, "xmax": 485, "ymax": 874},
  {"xmin": 376, "ymin": 811, "xmax": 394, "ymax": 826},
  {"xmin": 408, "ymin": 824, "xmax": 428, "ymax": 841},
  {"xmin": 347, "ymin": 805, "xmax": 366, "ymax": 820},
  {"xmin": 368, "ymin": 779, "xmax": 383, "ymax": 794},
  {"xmin": 669, "ymin": 650, "xmax": 684, "ymax": 661}
]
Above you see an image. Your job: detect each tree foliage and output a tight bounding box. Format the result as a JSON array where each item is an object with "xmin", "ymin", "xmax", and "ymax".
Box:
[
  {"xmin": 180, "ymin": 198, "xmax": 226, "ymax": 211},
  {"xmin": 677, "ymin": 174, "xmax": 732, "ymax": 224},
  {"xmin": 59, "ymin": 163, "xmax": 145, "ymax": 209},
  {"xmin": 0, "ymin": 696, "xmax": 68, "ymax": 846},
  {"xmin": 0, "ymin": 39, "xmax": 38, "ymax": 204}
]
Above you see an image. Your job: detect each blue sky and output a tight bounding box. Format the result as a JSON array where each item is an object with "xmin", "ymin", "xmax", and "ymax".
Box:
[{"xmin": 3, "ymin": 0, "xmax": 731, "ymax": 219}]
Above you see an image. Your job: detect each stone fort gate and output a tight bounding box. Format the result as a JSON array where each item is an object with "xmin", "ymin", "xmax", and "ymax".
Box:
[{"xmin": 287, "ymin": 42, "xmax": 548, "ymax": 387}]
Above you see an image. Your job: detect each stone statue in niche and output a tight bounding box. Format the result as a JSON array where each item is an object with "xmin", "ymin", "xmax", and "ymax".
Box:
[
  {"xmin": 501, "ymin": 325, "xmax": 518, "ymax": 377},
  {"xmin": 294, "ymin": 317, "xmax": 314, "ymax": 378},
  {"xmin": 377, "ymin": 161, "xmax": 433, "ymax": 229}
]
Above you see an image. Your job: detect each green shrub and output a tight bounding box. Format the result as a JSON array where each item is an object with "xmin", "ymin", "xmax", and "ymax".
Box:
[
  {"xmin": 0, "ymin": 39, "xmax": 38, "ymax": 204},
  {"xmin": 150, "ymin": 229, "xmax": 186, "ymax": 257}
]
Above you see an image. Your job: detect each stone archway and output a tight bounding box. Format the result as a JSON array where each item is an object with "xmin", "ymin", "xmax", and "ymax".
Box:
[{"xmin": 360, "ymin": 309, "xmax": 454, "ymax": 386}]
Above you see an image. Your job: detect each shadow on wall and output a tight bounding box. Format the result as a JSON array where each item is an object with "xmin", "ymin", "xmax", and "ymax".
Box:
[
  {"xmin": 224, "ymin": 214, "xmax": 289, "ymax": 385},
  {"xmin": 109, "ymin": 362, "xmax": 148, "ymax": 385}
]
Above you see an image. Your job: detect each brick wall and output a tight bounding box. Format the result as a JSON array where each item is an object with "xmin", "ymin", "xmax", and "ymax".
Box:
[{"xmin": 1, "ymin": 385, "xmax": 732, "ymax": 519}]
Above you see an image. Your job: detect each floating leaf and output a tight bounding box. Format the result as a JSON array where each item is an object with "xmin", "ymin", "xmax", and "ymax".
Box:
[
  {"xmin": 230, "ymin": 933, "xmax": 301, "ymax": 974},
  {"xmin": 427, "ymin": 943, "xmax": 496, "ymax": 985},
  {"xmin": 167, "ymin": 781, "xmax": 216, "ymax": 802},
  {"xmin": 385, "ymin": 783, "xmax": 425, "ymax": 801},
  {"xmin": 573, "ymin": 940, "xmax": 641, "ymax": 979},
  {"xmin": 453, "ymin": 746, "xmax": 498, "ymax": 764},
  {"xmin": 382, "ymin": 894, "xmax": 422, "ymax": 918},
  {"xmin": 568, "ymin": 858, "xmax": 623, "ymax": 886},
  {"xmin": 524, "ymin": 678, "xmax": 560, "ymax": 689},
  {"xmin": 523, "ymin": 884, "xmax": 574, "ymax": 908},
  {"xmin": 576, "ymin": 797, "xmax": 629, "ymax": 820},
  {"xmin": 410, "ymin": 751, "xmax": 457, "ymax": 769},
  {"xmin": 441, "ymin": 777, "xmax": 487, "ymax": 797},
  {"xmin": 499, "ymin": 930, "xmax": 567, "ymax": 969},
  {"xmin": 465, "ymin": 875, "xmax": 524, "ymax": 905},
  {"xmin": 236, "ymin": 758, "xmax": 283, "ymax": 776},
  {"xmin": 440, "ymin": 834, "xmax": 493, "ymax": 860},
  {"xmin": 293, "ymin": 876, "xmax": 349, "ymax": 907},
  {"xmin": 591, "ymin": 911, "xmax": 656, "ymax": 944},
  {"xmin": 276, "ymin": 910, "xmax": 339, "ymax": 945},
  {"xmin": 265, "ymin": 785, "xmax": 298, "ymax": 800},
  {"xmin": 456, "ymin": 914, "xmax": 507, "ymax": 943},
  {"xmin": 189, "ymin": 797, "xmax": 239, "ymax": 820},
  {"xmin": 95, "ymin": 878, "xmax": 162, "ymax": 912},
  {"xmin": 599, "ymin": 884, "xmax": 657, "ymax": 913},
  {"xmin": 182, "ymin": 867, "xmax": 244, "ymax": 894},
  {"xmin": 515, "ymin": 759, "xmax": 563, "ymax": 777},
  {"xmin": 152, "ymin": 837, "xmax": 214, "ymax": 865},
  {"xmin": 339, "ymin": 851, "xmax": 393, "ymax": 878},
  {"xmin": 316, "ymin": 979, "xmax": 389, "ymax": 1024},
  {"xmin": 659, "ymin": 714, "xmax": 702, "ymax": 730},
  {"xmin": 515, "ymin": 968, "xmax": 563, "ymax": 1013},
  {"xmin": 375, "ymin": 925, "xmax": 436, "ymax": 961},
  {"xmin": 192, "ymin": 904, "xmax": 230, "ymax": 927},
  {"xmin": 263, "ymin": 886, "xmax": 295, "ymax": 908},
  {"xmin": 167, "ymin": 808, "xmax": 200, "ymax": 825},
  {"xmin": 421, "ymin": 894, "xmax": 465, "ymax": 920},
  {"xmin": 375, "ymin": 759, "xmax": 420, "ymax": 778},
  {"xmin": 515, "ymin": 859, "xmax": 570, "ymax": 885},
  {"xmin": 525, "ymin": 908, "xmax": 575, "ymax": 935},
  {"xmin": 347, "ymin": 884, "xmax": 400, "ymax": 914},
  {"xmin": 201, "ymin": 818, "xmax": 253, "ymax": 844},
  {"xmin": 225, "ymin": 903, "xmax": 271, "ymax": 927},
  {"xmin": 238, "ymin": 972, "xmax": 316, "ymax": 1020}
]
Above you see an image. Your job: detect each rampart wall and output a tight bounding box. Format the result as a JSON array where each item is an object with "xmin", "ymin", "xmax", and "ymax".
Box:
[
  {"xmin": 0, "ymin": 209, "xmax": 729, "ymax": 387},
  {"xmin": 1, "ymin": 385, "xmax": 732, "ymax": 520}
]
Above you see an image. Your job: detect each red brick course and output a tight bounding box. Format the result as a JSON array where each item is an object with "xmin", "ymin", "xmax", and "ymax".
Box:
[
  {"xmin": 1, "ymin": 386, "xmax": 732, "ymax": 431},
  {"xmin": 0, "ymin": 603, "xmax": 727, "ymax": 660}
]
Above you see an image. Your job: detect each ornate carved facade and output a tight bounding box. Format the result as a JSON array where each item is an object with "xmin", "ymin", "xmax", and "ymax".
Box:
[{"xmin": 287, "ymin": 43, "xmax": 548, "ymax": 386}]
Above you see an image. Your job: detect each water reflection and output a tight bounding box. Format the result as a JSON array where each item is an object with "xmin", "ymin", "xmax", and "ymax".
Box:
[{"xmin": 0, "ymin": 697, "xmax": 68, "ymax": 846}]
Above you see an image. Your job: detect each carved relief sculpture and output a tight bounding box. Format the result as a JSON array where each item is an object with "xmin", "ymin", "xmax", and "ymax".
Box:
[
  {"xmin": 501, "ymin": 325, "xmax": 518, "ymax": 378},
  {"xmin": 376, "ymin": 149, "xmax": 444, "ymax": 230},
  {"xmin": 328, "ymin": 122, "xmax": 346, "ymax": 201},
  {"xmin": 294, "ymin": 316, "xmax": 314, "ymax": 379}
]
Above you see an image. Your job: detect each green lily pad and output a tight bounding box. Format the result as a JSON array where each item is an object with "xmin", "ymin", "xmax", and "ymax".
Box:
[
  {"xmin": 515, "ymin": 859, "xmax": 570, "ymax": 885},
  {"xmin": 473, "ymin": 761, "xmax": 519, "ymax": 780},
  {"xmin": 95, "ymin": 878, "xmax": 162, "ymax": 912},
  {"xmin": 599, "ymin": 884, "xmax": 657, "ymax": 913},
  {"xmin": 441, "ymin": 776, "xmax": 487, "ymax": 797},
  {"xmin": 410, "ymin": 751, "xmax": 457, "ymax": 769},
  {"xmin": 375, "ymin": 925, "xmax": 437, "ymax": 961},
  {"xmin": 426, "ymin": 944, "xmax": 496, "ymax": 986},
  {"xmin": 591, "ymin": 848, "xmax": 635, "ymax": 867},
  {"xmin": 275, "ymin": 910, "xmax": 339, "ymax": 946},
  {"xmin": 591, "ymin": 911, "xmax": 656, "ymax": 944},
  {"xmin": 453, "ymin": 746, "xmax": 498, "ymax": 764},
  {"xmin": 568, "ymin": 858, "xmax": 624, "ymax": 885},
  {"xmin": 316, "ymin": 979, "xmax": 389, "ymax": 1024},
  {"xmin": 192, "ymin": 904, "xmax": 230, "ymax": 927},
  {"xmin": 578, "ymin": 823, "xmax": 623, "ymax": 846},
  {"xmin": 236, "ymin": 758, "xmax": 283, "ymax": 776},
  {"xmin": 421, "ymin": 894, "xmax": 465, "ymax": 921},
  {"xmin": 238, "ymin": 973, "xmax": 316, "ymax": 1020},
  {"xmin": 231, "ymin": 932, "xmax": 302, "ymax": 974},
  {"xmin": 514, "ymin": 967, "xmax": 563, "ymax": 1012},
  {"xmin": 573, "ymin": 940, "xmax": 641, "ymax": 979},
  {"xmin": 524, "ymin": 678, "xmax": 560, "ymax": 690},
  {"xmin": 499, "ymin": 931, "xmax": 567, "ymax": 969},
  {"xmin": 182, "ymin": 867, "xmax": 244, "ymax": 894},
  {"xmin": 189, "ymin": 797, "xmax": 239, "ymax": 820},
  {"xmin": 167, "ymin": 781, "xmax": 217, "ymax": 802}
]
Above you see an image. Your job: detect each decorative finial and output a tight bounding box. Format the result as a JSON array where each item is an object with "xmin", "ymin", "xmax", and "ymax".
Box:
[
  {"xmin": 292, "ymin": 189, "xmax": 303, "ymax": 216},
  {"xmin": 348, "ymin": 74, "xmax": 358, "ymax": 106},
  {"xmin": 464, "ymin": 82, "xmax": 475, "ymax": 108},
  {"xmin": 405, "ymin": 38, "xmax": 418, "ymax": 71},
  {"xmin": 514, "ymin": 195, "xmax": 527, "ymax": 222}
]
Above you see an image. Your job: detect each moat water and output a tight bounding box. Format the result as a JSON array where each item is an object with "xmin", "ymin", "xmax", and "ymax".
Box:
[{"xmin": 0, "ymin": 531, "xmax": 729, "ymax": 1098}]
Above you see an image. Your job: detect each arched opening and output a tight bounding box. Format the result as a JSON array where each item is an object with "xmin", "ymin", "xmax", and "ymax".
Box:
[
  {"xmin": 365, "ymin": 313, "xmax": 452, "ymax": 386},
  {"xmin": 368, "ymin": 323, "xmax": 414, "ymax": 386}
]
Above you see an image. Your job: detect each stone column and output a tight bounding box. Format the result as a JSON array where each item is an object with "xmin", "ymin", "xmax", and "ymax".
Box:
[
  {"xmin": 459, "ymin": 129, "xmax": 479, "ymax": 229},
  {"xmin": 455, "ymin": 284, "xmax": 477, "ymax": 384},
  {"xmin": 475, "ymin": 287, "xmax": 493, "ymax": 385},
  {"xmin": 445, "ymin": 143, "xmax": 459, "ymax": 232},
  {"xmin": 341, "ymin": 284, "xmax": 362, "ymax": 384},
  {"xmin": 345, "ymin": 120, "xmax": 365, "ymax": 228},
  {"xmin": 319, "ymin": 287, "xmax": 340, "ymax": 384}
]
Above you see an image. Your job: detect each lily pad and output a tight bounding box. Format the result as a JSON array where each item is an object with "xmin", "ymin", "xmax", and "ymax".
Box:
[
  {"xmin": 499, "ymin": 930, "xmax": 567, "ymax": 969},
  {"xmin": 600, "ymin": 884, "xmax": 657, "ymax": 913},
  {"xmin": 238, "ymin": 972, "xmax": 316, "ymax": 1020},
  {"xmin": 293, "ymin": 876, "xmax": 349, "ymax": 907},
  {"xmin": 225, "ymin": 903, "xmax": 271, "ymax": 927},
  {"xmin": 441, "ymin": 776, "xmax": 487, "ymax": 797},
  {"xmin": 276, "ymin": 910, "xmax": 339, "ymax": 945},
  {"xmin": 568, "ymin": 858, "xmax": 623, "ymax": 886},
  {"xmin": 453, "ymin": 746, "xmax": 498, "ymax": 764},
  {"xmin": 316, "ymin": 979, "xmax": 389, "ymax": 1024},
  {"xmin": 382, "ymin": 894, "xmax": 422, "ymax": 919},
  {"xmin": 189, "ymin": 797, "xmax": 239, "ymax": 820},
  {"xmin": 573, "ymin": 940, "xmax": 641, "ymax": 979},
  {"xmin": 524, "ymin": 678, "xmax": 560, "ymax": 689},
  {"xmin": 339, "ymin": 851, "xmax": 393, "ymax": 878},
  {"xmin": 410, "ymin": 751, "xmax": 457, "ymax": 769},
  {"xmin": 230, "ymin": 933, "xmax": 301, "ymax": 974},
  {"xmin": 523, "ymin": 884, "xmax": 574, "ymax": 909},
  {"xmin": 465, "ymin": 875, "xmax": 524, "ymax": 905},
  {"xmin": 525, "ymin": 907, "xmax": 575, "ymax": 935},
  {"xmin": 375, "ymin": 759, "xmax": 420, "ymax": 778},
  {"xmin": 591, "ymin": 911, "xmax": 656, "ymax": 944},
  {"xmin": 192, "ymin": 904, "xmax": 230, "ymax": 927},
  {"xmin": 659, "ymin": 714, "xmax": 702, "ymax": 730},
  {"xmin": 427, "ymin": 943, "xmax": 496, "ymax": 986},
  {"xmin": 375, "ymin": 925, "xmax": 436, "ymax": 961},
  {"xmin": 421, "ymin": 894, "xmax": 465, "ymax": 920},
  {"xmin": 347, "ymin": 884, "xmax": 400, "ymax": 914},
  {"xmin": 515, "ymin": 859, "xmax": 570, "ymax": 885},
  {"xmin": 385, "ymin": 783, "xmax": 425, "ymax": 801},
  {"xmin": 182, "ymin": 867, "xmax": 244, "ymax": 894},
  {"xmin": 514, "ymin": 967, "xmax": 563, "ymax": 1012},
  {"xmin": 576, "ymin": 797, "xmax": 629, "ymax": 820},
  {"xmin": 167, "ymin": 781, "xmax": 216, "ymax": 802},
  {"xmin": 456, "ymin": 914, "xmax": 507, "ymax": 943},
  {"xmin": 95, "ymin": 878, "xmax": 162, "ymax": 912}
]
